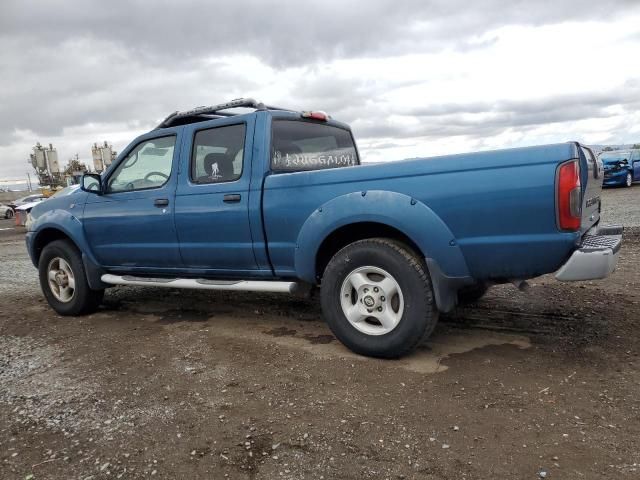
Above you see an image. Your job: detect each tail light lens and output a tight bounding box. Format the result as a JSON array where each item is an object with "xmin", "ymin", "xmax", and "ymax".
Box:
[{"xmin": 557, "ymin": 160, "xmax": 582, "ymax": 231}]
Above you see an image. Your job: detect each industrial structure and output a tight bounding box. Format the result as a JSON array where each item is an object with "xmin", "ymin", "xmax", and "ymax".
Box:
[
  {"xmin": 26, "ymin": 140, "xmax": 118, "ymax": 190},
  {"xmin": 29, "ymin": 142, "xmax": 64, "ymax": 188},
  {"xmin": 91, "ymin": 141, "xmax": 117, "ymax": 172}
]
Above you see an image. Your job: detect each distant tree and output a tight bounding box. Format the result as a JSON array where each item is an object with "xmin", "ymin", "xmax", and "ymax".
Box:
[
  {"xmin": 63, "ymin": 159, "xmax": 88, "ymax": 176},
  {"xmin": 632, "ymin": 144, "xmax": 640, "ymax": 149},
  {"xmin": 602, "ymin": 146, "xmax": 615, "ymax": 151}
]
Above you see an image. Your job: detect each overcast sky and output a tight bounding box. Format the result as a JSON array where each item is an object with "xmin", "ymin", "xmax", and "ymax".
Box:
[{"xmin": 1, "ymin": 0, "xmax": 640, "ymax": 181}]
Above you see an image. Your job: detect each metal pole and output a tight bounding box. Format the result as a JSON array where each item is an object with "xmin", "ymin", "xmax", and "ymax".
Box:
[{"xmin": 26, "ymin": 172, "xmax": 32, "ymax": 192}]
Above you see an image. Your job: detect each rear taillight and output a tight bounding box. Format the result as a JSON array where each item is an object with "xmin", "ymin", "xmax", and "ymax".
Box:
[{"xmin": 557, "ymin": 159, "xmax": 582, "ymax": 231}]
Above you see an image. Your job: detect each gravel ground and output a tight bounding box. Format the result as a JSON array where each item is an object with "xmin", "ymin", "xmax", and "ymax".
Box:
[
  {"xmin": 0, "ymin": 185, "xmax": 639, "ymax": 479},
  {"xmin": 600, "ymin": 183, "xmax": 640, "ymax": 227}
]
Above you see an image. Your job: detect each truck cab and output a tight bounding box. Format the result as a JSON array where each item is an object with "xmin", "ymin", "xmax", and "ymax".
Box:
[{"xmin": 75, "ymin": 103, "xmax": 358, "ymax": 277}]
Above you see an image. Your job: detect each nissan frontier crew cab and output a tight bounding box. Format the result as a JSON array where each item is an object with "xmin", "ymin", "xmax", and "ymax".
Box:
[{"xmin": 26, "ymin": 98, "xmax": 623, "ymax": 358}]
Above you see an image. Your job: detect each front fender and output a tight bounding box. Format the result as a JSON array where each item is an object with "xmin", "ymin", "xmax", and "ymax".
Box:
[
  {"xmin": 29, "ymin": 209, "xmax": 106, "ymax": 289},
  {"xmin": 294, "ymin": 190, "xmax": 471, "ymax": 284}
]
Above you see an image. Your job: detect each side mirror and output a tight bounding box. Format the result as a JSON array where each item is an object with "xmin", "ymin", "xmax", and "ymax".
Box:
[{"xmin": 81, "ymin": 173, "xmax": 103, "ymax": 194}]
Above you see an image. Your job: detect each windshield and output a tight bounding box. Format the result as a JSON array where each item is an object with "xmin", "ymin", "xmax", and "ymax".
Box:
[
  {"xmin": 271, "ymin": 120, "xmax": 359, "ymax": 172},
  {"xmin": 600, "ymin": 153, "xmax": 630, "ymax": 163}
]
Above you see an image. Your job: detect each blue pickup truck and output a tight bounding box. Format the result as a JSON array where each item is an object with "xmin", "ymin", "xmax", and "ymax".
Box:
[{"xmin": 26, "ymin": 99, "xmax": 623, "ymax": 358}]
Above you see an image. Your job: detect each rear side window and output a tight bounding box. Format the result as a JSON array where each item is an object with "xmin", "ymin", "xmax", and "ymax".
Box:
[
  {"xmin": 271, "ymin": 120, "xmax": 358, "ymax": 172},
  {"xmin": 191, "ymin": 124, "xmax": 245, "ymax": 184}
]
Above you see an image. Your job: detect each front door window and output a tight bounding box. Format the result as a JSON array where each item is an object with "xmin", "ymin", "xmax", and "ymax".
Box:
[{"xmin": 107, "ymin": 136, "xmax": 176, "ymax": 193}]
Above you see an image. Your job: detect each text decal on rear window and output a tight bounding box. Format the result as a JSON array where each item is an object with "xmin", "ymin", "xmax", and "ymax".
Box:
[
  {"xmin": 272, "ymin": 149, "xmax": 357, "ymax": 170},
  {"xmin": 271, "ymin": 120, "xmax": 358, "ymax": 172}
]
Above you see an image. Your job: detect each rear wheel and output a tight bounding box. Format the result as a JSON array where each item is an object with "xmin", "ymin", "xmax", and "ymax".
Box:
[
  {"xmin": 39, "ymin": 239, "xmax": 104, "ymax": 315},
  {"xmin": 626, "ymin": 172, "xmax": 633, "ymax": 187},
  {"xmin": 320, "ymin": 238, "xmax": 438, "ymax": 358},
  {"xmin": 4, "ymin": 208, "xmax": 13, "ymax": 219}
]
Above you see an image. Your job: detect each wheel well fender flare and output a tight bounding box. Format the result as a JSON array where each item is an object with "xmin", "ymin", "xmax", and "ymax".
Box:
[
  {"xmin": 294, "ymin": 190, "xmax": 471, "ymax": 285},
  {"xmin": 29, "ymin": 210, "xmax": 106, "ymax": 289}
]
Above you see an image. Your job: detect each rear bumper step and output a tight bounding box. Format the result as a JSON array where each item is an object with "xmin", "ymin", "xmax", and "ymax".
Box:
[
  {"xmin": 555, "ymin": 224, "xmax": 623, "ymax": 281},
  {"xmin": 101, "ymin": 274, "xmax": 307, "ymax": 294}
]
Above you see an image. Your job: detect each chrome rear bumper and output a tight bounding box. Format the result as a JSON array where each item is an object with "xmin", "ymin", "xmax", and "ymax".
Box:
[{"xmin": 555, "ymin": 225, "xmax": 623, "ymax": 281}]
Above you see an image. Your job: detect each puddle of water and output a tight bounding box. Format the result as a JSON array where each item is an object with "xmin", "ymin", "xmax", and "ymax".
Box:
[
  {"xmin": 263, "ymin": 327, "xmax": 334, "ymax": 344},
  {"xmin": 263, "ymin": 327, "xmax": 298, "ymax": 337},
  {"xmin": 156, "ymin": 309, "xmax": 210, "ymax": 324},
  {"xmin": 401, "ymin": 331, "xmax": 530, "ymax": 374},
  {"xmin": 302, "ymin": 334, "xmax": 335, "ymax": 345},
  {"xmin": 89, "ymin": 305, "xmax": 532, "ymax": 374},
  {"xmin": 212, "ymin": 316, "xmax": 530, "ymax": 374}
]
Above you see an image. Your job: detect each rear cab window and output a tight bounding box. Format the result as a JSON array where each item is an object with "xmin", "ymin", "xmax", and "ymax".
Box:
[{"xmin": 271, "ymin": 120, "xmax": 359, "ymax": 172}]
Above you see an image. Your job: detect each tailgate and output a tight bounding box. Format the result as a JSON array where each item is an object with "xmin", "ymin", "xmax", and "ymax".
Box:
[{"xmin": 578, "ymin": 145, "xmax": 603, "ymax": 234}]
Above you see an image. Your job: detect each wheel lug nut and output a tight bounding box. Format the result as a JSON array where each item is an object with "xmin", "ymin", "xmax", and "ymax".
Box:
[
  {"xmin": 364, "ymin": 288, "xmax": 368, "ymax": 293},
  {"xmin": 377, "ymin": 307, "xmax": 383, "ymax": 312},
  {"xmin": 381, "ymin": 296, "xmax": 385, "ymax": 302},
  {"xmin": 373, "ymin": 287, "xmax": 379, "ymax": 293}
]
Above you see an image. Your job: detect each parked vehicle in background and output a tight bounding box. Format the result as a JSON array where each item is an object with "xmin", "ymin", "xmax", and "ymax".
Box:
[
  {"xmin": 2, "ymin": 205, "xmax": 15, "ymax": 219},
  {"xmin": 18, "ymin": 185, "xmax": 81, "ymax": 228},
  {"xmin": 601, "ymin": 150, "xmax": 640, "ymax": 187},
  {"xmin": 1, "ymin": 204, "xmax": 14, "ymax": 219},
  {"xmin": 8, "ymin": 194, "xmax": 47, "ymax": 210},
  {"xmin": 26, "ymin": 99, "xmax": 623, "ymax": 358}
]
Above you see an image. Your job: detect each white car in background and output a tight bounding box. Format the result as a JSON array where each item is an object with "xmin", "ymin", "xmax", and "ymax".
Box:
[
  {"xmin": 8, "ymin": 194, "xmax": 47, "ymax": 210},
  {"xmin": 1, "ymin": 204, "xmax": 15, "ymax": 219},
  {"xmin": 20, "ymin": 185, "xmax": 81, "ymax": 228}
]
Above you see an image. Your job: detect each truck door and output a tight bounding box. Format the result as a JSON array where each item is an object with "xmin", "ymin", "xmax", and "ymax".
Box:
[
  {"xmin": 174, "ymin": 117, "xmax": 259, "ymax": 274},
  {"xmin": 83, "ymin": 131, "xmax": 183, "ymax": 269}
]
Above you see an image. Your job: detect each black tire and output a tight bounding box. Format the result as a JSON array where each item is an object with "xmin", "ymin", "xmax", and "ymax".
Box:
[
  {"xmin": 320, "ymin": 238, "xmax": 438, "ymax": 358},
  {"xmin": 457, "ymin": 283, "xmax": 489, "ymax": 305},
  {"xmin": 39, "ymin": 239, "xmax": 104, "ymax": 315},
  {"xmin": 5, "ymin": 208, "xmax": 14, "ymax": 219}
]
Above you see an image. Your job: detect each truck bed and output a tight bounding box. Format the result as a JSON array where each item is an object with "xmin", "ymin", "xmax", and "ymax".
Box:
[{"xmin": 262, "ymin": 142, "xmax": 594, "ymax": 281}]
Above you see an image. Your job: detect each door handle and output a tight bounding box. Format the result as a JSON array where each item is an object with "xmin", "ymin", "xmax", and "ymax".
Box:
[
  {"xmin": 223, "ymin": 194, "xmax": 241, "ymax": 203},
  {"xmin": 154, "ymin": 198, "xmax": 169, "ymax": 207}
]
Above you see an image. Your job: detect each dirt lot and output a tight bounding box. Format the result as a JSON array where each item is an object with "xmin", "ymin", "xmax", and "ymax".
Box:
[{"xmin": 1, "ymin": 186, "xmax": 639, "ymax": 479}]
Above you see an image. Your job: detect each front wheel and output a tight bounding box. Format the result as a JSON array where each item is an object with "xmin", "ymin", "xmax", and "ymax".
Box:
[
  {"xmin": 320, "ymin": 238, "xmax": 438, "ymax": 358},
  {"xmin": 4, "ymin": 208, "xmax": 13, "ymax": 219},
  {"xmin": 625, "ymin": 172, "xmax": 633, "ymax": 187},
  {"xmin": 39, "ymin": 239, "xmax": 104, "ymax": 316}
]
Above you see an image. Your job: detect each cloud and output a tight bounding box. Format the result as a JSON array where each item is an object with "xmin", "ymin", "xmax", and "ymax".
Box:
[
  {"xmin": 1, "ymin": 0, "xmax": 640, "ymax": 178},
  {"xmin": 3, "ymin": 0, "xmax": 639, "ymax": 66}
]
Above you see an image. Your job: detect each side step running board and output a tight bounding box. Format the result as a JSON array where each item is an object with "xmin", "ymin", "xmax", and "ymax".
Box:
[{"xmin": 101, "ymin": 274, "xmax": 305, "ymax": 294}]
